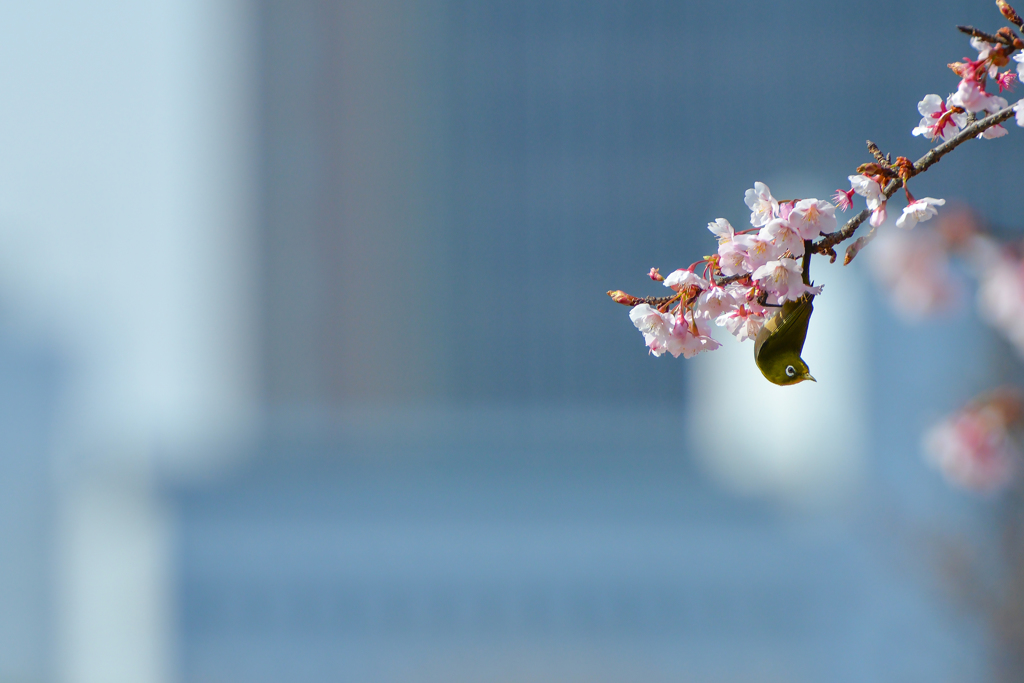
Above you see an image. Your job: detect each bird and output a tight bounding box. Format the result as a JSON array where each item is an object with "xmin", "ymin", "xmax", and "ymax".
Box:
[{"xmin": 753, "ymin": 293, "xmax": 816, "ymax": 385}]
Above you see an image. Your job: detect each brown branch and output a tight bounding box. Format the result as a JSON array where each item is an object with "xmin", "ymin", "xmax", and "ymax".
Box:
[
  {"xmin": 611, "ymin": 103, "xmax": 1018, "ymax": 302},
  {"xmin": 958, "ymin": 25, "xmax": 1004, "ymax": 44},
  {"xmin": 866, "ymin": 140, "xmax": 891, "ymax": 167},
  {"xmin": 811, "ymin": 103, "xmax": 1018, "ymax": 258},
  {"xmin": 607, "ymin": 291, "xmax": 680, "ymax": 308},
  {"xmin": 712, "ymin": 273, "xmax": 749, "ymax": 287},
  {"xmin": 640, "ymin": 294, "xmax": 678, "ymax": 308}
]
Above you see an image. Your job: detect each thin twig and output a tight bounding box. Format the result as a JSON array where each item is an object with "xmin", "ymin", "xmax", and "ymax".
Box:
[
  {"xmin": 610, "ymin": 98, "xmax": 1018, "ymax": 302},
  {"xmin": 958, "ymin": 25, "xmax": 1005, "ymax": 44},
  {"xmin": 811, "ymin": 103, "xmax": 1018, "ymax": 258}
]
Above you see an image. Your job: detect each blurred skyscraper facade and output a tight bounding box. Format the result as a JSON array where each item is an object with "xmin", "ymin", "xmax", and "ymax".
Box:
[{"xmin": 0, "ymin": 1, "xmax": 1021, "ymax": 682}]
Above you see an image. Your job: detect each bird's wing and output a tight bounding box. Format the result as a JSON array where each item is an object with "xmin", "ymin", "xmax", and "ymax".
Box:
[{"xmin": 753, "ymin": 295, "xmax": 814, "ymax": 360}]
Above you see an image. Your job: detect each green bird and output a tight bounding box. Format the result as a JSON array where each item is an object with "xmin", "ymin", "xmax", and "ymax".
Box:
[
  {"xmin": 753, "ymin": 294, "xmax": 816, "ymax": 385},
  {"xmin": 753, "ymin": 239, "xmax": 816, "ymax": 386}
]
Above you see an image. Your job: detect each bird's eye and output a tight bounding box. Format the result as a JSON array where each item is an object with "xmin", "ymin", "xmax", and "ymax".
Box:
[{"xmin": 785, "ymin": 365, "xmax": 796, "ymax": 377}]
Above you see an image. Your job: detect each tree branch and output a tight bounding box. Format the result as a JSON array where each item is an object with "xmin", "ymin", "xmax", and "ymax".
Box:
[
  {"xmin": 613, "ymin": 104, "xmax": 1018, "ymax": 304},
  {"xmin": 811, "ymin": 103, "xmax": 1018, "ymax": 259}
]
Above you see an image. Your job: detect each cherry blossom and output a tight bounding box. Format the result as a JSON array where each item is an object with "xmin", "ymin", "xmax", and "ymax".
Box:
[
  {"xmin": 924, "ymin": 392, "xmax": 1020, "ymax": 492},
  {"xmin": 777, "ymin": 201, "xmax": 795, "ymax": 221},
  {"xmin": 725, "ymin": 283, "xmax": 768, "ymax": 316},
  {"xmin": 760, "ymin": 218, "xmax": 804, "ymax": 257},
  {"xmin": 789, "ymin": 199, "xmax": 838, "ymax": 239},
  {"xmin": 717, "ymin": 238, "xmax": 750, "ymax": 277},
  {"xmin": 866, "ymin": 228, "xmax": 963, "ymax": 319},
  {"xmin": 849, "ymin": 174, "xmax": 885, "ymax": 210},
  {"xmin": 832, "ymin": 187, "xmax": 855, "ymax": 211},
  {"xmin": 695, "ymin": 285, "xmax": 739, "ymax": 321},
  {"xmin": 950, "ymin": 77, "xmax": 1006, "ymax": 114},
  {"xmin": 911, "ymin": 94, "xmax": 967, "ymax": 142},
  {"xmin": 678, "ymin": 310, "xmax": 723, "ymax": 358},
  {"xmin": 1016, "ymin": 98, "xmax": 1024, "ymax": 127},
  {"xmin": 895, "ymin": 197, "xmax": 945, "ymax": 229},
  {"xmin": 717, "ymin": 232, "xmax": 780, "ymax": 277},
  {"xmin": 1016, "ymin": 52, "xmax": 1024, "ymax": 77},
  {"xmin": 744, "ymin": 182, "xmax": 778, "ymax": 228},
  {"xmin": 997, "ymin": 71, "xmax": 1018, "ymax": 92},
  {"xmin": 716, "ymin": 306, "xmax": 765, "ymax": 342},
  {"xmin": 976, "ymin": 245, "xmax": 1024, "ymax": 356},
  {"xmin": 981, "ymin": 122, "xmax": 1009, "ymax": 138},
  {"xmin": 629, "ymin": 305, "xmax": 714, "ymax": 358},
  {"xmin": 869, "ymin": 202, "xmax": 888, "ymax": 228},
  {"xmin": 663, "ymin": 268, "xmax": 709, "ymax": 292},
  {"xmin": 751, "ymin": 257, "xmax": 820, "ymax": 303},
  {"xmin": 970, "ymin": 37, "xmax": 1005, "ymax": 77},
  {"xmin": 629, "ymin": 304, "xmax": 672, "ymax": 355},
  {"xmin": 707, "ymin": 218, "xmax": 736, "ymax": 244},
  {"xmin": 739, "ymin": 233, "xmax": 782, "ymax": 272}
]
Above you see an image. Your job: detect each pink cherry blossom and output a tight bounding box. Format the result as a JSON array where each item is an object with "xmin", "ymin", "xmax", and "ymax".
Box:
[
  {"xmin": 849, "ymin": 174, "xmax": 885, "ymax": 210},
  {"xmin": 759, "ymin": 218, "xmax": 804, "ymax": 257},
  {"xmin": 777, "ymin": 201, "xmax": 795, "ymax": 221},
  {"xmin": 725, "ymin": 283, "xmax": 768, "ymax": 316},
  {"xmin": 695, "ymin": 285, "xmax": 739, "ymax": 321},
  {"xmin": 663, "ymin": 268, "xmax": 709, "ymax": 292},
  {"xmin": 717, "ymin": 239, "xmax": 750, "ymax": 277},
  {"xmin": 981, "ymin": 123, "xmax": 1008, "ymax": 138},
  {"xmin": 866, "ymin": 228, "xmax": 963, "ymax": 319},
  {"xmin": 895, "ymin": 197, "xmax": 945, "ymax": 229},
  {"xmin": 744, "ymin": 182, "xmax": 778, "ymax": 228},
  {"xmin": 707, "ymin": 218, "xmax": 736, "ymax": 244},
  {"xmin": 832, "ymin": 187, "xmax": 855, "ymax": 211},
  {"xmin": 715, "ymin": 305, "xmax": 765, "ymax": 342},
  {"xmin": 869, "ymin": 202, "xmax": 887, "ymax": 228},
  {"xmin": 969, "ymin": 37, "xmax": 1004, "ymax": 77},
  {"xmin": 1016, "ymin": 99, "xmax": 1024, "ymax": 127},
  {"xmin": 676, "ymin": 310, "xmax": 722, "ymax": 358},
  {"xmin": 1016, "ymin": 53, "xmax": 1024, "ymax": 78},
  {"xmin": 648, "ymin": 267, "xmax": 664, "ymax": 281},
  {"xmin": 739, "ymin": 233, "xmax": 782, "ymax": 272},
  {"xmin": 789, "ymin": 199, "xmax": 838, "ymax": 239},
  {"xmin": 950, "ymin": 78, "xmax": 1004, "ymax": 114},
  {"xmin": 629, "ymin": 305, "xmax": 721, "ymax": 359},
  {"xmin": 924, "ymin": 400, "xmax": 1018, "ymax": 492},
  {"xmin": 751, "ymin": 257, "xmax": 819, "ymax": 303},
  {"xmin": 975, "ymin": 245, "xmax": 1024, "ymax": 356},
  {"xmin": 629, "ymin": 304, "xmax": 672, "ymax": 356},
  {"xmin": 997, "ymin": 71, "xmax": 1017, "ymax": 92},
  {"xmin": 911, "ymin": 94, "xmax": 968, "ymax": 142}
]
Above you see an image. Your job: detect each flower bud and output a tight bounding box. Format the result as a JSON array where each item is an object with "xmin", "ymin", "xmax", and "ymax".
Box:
[
  {"xmin": 894, "ymin": 156, "xmax": 915, "ymax": 183},
  {"xmin": 648, "ymin": 268, "xmax": 664, "ymax": 282},
  {"xmin": 996, "ymin": 26, "xmax": 1018, "ymax": 44},
  {"xmin": 998, "ymin": 0, "xmax": 1024, "ymax": 29},
  {"xmin": 607, "ymin": 290, "xmax": 641, "ymax": 306},
  {"xmin": 856, "ymin": 162, "xmax": 893, "ymax": 178}
]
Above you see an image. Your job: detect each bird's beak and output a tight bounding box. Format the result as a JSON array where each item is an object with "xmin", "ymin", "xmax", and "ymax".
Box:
[{"xmin": 802, "ymin": 373, "xmax": 816, "ymax": 383}]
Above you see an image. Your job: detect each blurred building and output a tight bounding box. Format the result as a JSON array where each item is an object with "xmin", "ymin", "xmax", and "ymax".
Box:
[{"xmin": 0, "ymin": 1, "xmax": 1022, "ymax": 682}]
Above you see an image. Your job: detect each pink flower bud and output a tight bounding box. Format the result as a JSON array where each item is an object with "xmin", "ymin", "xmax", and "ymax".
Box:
[{"xmin": 832, "ymin": 187, "xmax": 855, "ymax": 212}]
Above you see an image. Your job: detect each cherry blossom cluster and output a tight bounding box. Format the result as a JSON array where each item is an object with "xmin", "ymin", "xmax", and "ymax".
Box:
[
  {"xmin": 924, "ymin": 388, "xmax": 1021, "ymax": 492},
  {"xmin": 610, "ymin": 2, "xmax": 1024, "ymax": 365},
  {"xmin": 866, "ymin": 208, "xmax": 1024, "ymax": 358},
  {"xmin": 975, "ymin": 238, "xmax": 1024, "ymax": 354},
  {"xmin": 865, "ymin": 207, "xmax": 1024, "ymax": 493},
  {"xmin": 610, "ymin": 183, "xmax": 835, "ymax": 358}
]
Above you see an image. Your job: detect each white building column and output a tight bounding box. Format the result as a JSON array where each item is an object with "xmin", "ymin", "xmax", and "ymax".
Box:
[{"xmin": 0, "ymin": 2, "xmax": 259, "ymax": 681}]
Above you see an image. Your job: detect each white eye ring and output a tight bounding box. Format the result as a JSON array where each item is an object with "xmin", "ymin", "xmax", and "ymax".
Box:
[{"xmin": 785, "ymin": 365, "xmax": 796, "ymax": 377}]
